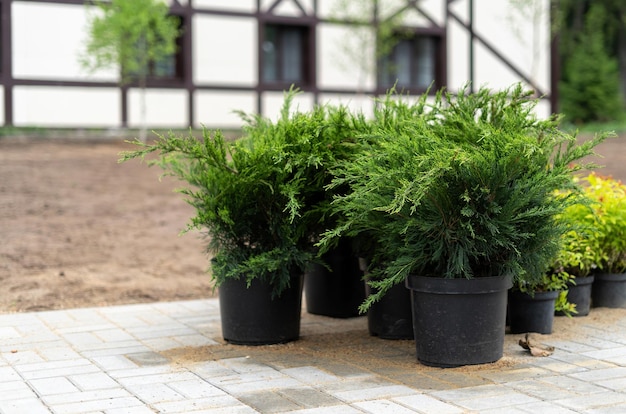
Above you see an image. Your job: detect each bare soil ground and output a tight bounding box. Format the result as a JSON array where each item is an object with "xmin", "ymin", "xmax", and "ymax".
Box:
[
  {"xmin": 1, "ymin": 134, "xmax": 625, "ymax": 314},
  {"xmin": 0, "ymin": 137, "xmax": 212, "ymax": 313}
]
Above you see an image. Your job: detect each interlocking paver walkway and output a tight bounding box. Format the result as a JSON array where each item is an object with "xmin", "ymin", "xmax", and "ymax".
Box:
[{"xmin": 1, "ymin": 299, "xmax": 626, "ymax": 413}]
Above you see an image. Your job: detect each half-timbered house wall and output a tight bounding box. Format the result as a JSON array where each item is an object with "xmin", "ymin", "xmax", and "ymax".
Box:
[{"xmin": 0, "ymin": 0, "xmax": 554, "ymax": 130}]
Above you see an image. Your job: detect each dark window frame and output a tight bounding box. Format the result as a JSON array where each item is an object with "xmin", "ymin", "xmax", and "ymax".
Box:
[
  {"xmin": 259, "ymin": 17, "xmax": 316, "ymax": 91},
  {"xmin": 129, "ymin": 13, "xmax": 187, "ymax": 88},
  {"xmin": 377, "ymin": 27, "xmax": 445, "ymax": 94}
]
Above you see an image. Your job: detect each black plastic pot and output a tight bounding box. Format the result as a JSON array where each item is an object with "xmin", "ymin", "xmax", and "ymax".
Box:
[
  {"xmin": 406, "ymin": 275, "xmax": 512, "ymax": 368},
  {"xmin": 508, "ymin": 290, "xmax": 559, "ymax": 334},
  {"xmin": 592, "ymin": 273, "xmax": 626, "ymax": 308},
  {"xmin": 556, "ymin": 275, "xmax": 594, "ymax": 317},
  {"xmin": 304, "ymin": 241, "xmax": 365, "ymax": 318},
  {"xmin": 366, "ymin": 282, "xmax": 414, "ymax": 340},
  {"xmin": 219, "ymin": 273, "xmax": 304, "ymax": 345}
]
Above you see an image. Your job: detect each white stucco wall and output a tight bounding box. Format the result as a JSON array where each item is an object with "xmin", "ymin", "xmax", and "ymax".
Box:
[
  {"xmin": 261, "ymin": 91, "xmax": 315, "ymax": 122},
  {"xmin": 192, "ymin": 0, "xmax": 255, "ymax": 13},
  {"xmin": 317, "ymin": 23, "xmax": 376, "ymax": 92},
  {"xmin": 6, "ymin": 0, "xmax": 553, "ymax": 129},
  {"xmin": 194, "ymin": 90, "xmax": 257, "ymax": 129},
  {"xmin": 127, "ymin": 88, "xmax": 189, "ymax": 129},
  {"xmin": 193, "ymin": 15, "xmax": 257, "ymax": 86},
  {"xmin": 13, "ymin": 86, "xmax": 120, "ymax": 127},
  {"xmin": 447, "ymin": 0, "xmax": 551, "ymax": 95},
  {"xmin": 13, "ymin": 2, "xmax": 117, "ymax": 82}
]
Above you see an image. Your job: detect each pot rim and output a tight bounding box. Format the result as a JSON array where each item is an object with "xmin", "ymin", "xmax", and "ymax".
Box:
[{"xmin": 406, "ymin": 274, "xmax": 513, "ymax": 294}]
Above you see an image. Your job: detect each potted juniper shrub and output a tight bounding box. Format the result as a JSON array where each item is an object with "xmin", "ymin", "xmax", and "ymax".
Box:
[
  {"xmin": 318, "ymin": 93, "xmax": 440, "ymax": 340},
  {"xmin": 583, "ymin": 173, "xmax": 626, "ymax": 308},
  {"xmin": 301, "ymin": 108, "xmax": 371, "ymax": 319},
  {"xmin": 322, "ymin": 84, "xmax": 607, "ymax": 367},
  {"xmin": 120, "ymin": 89, "xmax": 362, "ymax": 345}
]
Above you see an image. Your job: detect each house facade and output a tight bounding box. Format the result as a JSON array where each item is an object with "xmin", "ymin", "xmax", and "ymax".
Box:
[{"xmin": 1, "ymin": 0, "xmax": 555, "ymax": 130}]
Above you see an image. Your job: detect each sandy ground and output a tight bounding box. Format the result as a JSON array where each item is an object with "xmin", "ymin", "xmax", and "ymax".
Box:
[
  {"xmin": 0, "ymin": 133, "xmax": 625, "ymax": 314},
  {"xmin": 0, "ymin": 137, "xmax": 212, "ymax": 313}
]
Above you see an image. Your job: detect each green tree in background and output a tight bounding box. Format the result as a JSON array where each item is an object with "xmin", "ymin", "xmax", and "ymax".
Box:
[
  {"xmin": 556, "ymin": 0, "xmax": 626, "ymax": 123},
  {"xmin": 559, "ymin": 3, "xmax": 623, "ymax": 124},
  {"xmin": 80, "ymin": 0, "xmax": 180, "ymax": 141}
]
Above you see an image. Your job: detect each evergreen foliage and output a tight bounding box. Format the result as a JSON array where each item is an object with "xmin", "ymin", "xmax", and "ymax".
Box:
[
  {"xmin": 321, "ymin": 85, "xmax": 609, "ymax": 311},
  {"xmin": 559, "ymin": 4, "xmax": 624, "ymax": 124},
  {"xmin": 119, "ymin": 90, "xmax": 369, "ymax": 297}
]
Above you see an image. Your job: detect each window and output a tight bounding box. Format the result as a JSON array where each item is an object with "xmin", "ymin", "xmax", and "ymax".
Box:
[
  {"xmin": 379, "ymin": 35, "xmax": 440, "ymax": 91},
  {"xmin": 146, "ymin": 15, "xmax": 184, "ymax": 81},
  {"xmin": 262, "ymin": 24, "xmax": 311, "ymax": 86},
  {"xmin": 128, "ymin": 15, "xmax": 185, "ymax": 82}
]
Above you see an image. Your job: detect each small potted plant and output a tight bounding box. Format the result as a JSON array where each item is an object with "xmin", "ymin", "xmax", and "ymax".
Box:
[
  {"xmin": 551, "ymin": 187, "xmax": 605, "ymax": 316},
  {"xmin": 322, "ymin": 84, "xmax": 609, "ymax": 367},
  {"xmin": 508, "ymin": 262, "xmax": 574, "ymax": 334},
  {"xmin": 583, "ymin": 173, "xmax": 626, "ymax": 308},
  {"xmin": 120, "ymin": 89, "xmax": 362, "ymax": 345}
]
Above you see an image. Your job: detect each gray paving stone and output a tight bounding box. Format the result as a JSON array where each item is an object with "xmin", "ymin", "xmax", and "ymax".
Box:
[
  {"xmin": 29, "ymin": 376, "xmax": 80, "ymax": 395},
  {"xmin": 41, "ymin": 388, "xmax": 131, "ymax": 405},
  {"xmin": 81, "ymin": 344, "xmax": 150, "ymax": 358},
  {"xmin": 516, "ymin": 401, "xmax": 580, "ymax": 413},
  {"xmin": 89, "ymin": 355, "xmax": 139, "ymax": 371},
  {"xmin": 189, "ymin": 360, "xmax": 239, "ymax": 379},
  {"xmin": 0, "ymin": 366, "xmax": 22, "ymax": 383},
  {"xmin": 583, "ymin": 346, "xmax": 626, "ymax": 361},
  {"xmin": 553, "ymin": 390, "xmax": 626, "ymax": 411},
  {"xmin": 392, "ymin": 394, "xmax": 465, "ymax": 414},
  {"xmin": 281, "ymin": 366, "xmax": 343, "ymax": 385},
  {"xmin": 2, "ymin": 349, "xmax": 46, "ymax": 365},
  {"xmin": 478, "ymin": 366, "xmax": 552, "ymax": 383},
  {"xmin": 0, "ymin": 380, "xmax": 38, "ymax": 401},
  {"xmin": 353, "ymin": 399, "xmax": 420, "ymax": 413},
  {"xmin": 237, "ymin": 390, "xmax": 303, "ymax": 412},
  {"xmin": 48, "ymin": 396, "xmax": 145, "ymax": 414},
  {"xmin": 151, "ymin": 395, "xmax": 250, "ymax": 413},
  {"xmin": 127, "ymin": 325, "xmax": 198, "ymax": 340},
  {"xmin": 517, "ymin": 356, "xmax": 587, "ymax": 374},
  {"xmin": 125, "ymin": 351, "xmax": 169, "ymax": 366},
  {"xmin": 587, "ymin": 404, "xmax": 626, "ymax": 414},
  {"xmin": 141, "ymin": 336, "xmax": 184, "ymax": 350},
  {"xmin": 505, "ymin": 379, "xmax": 579, "ymax": 400},
  {"xmin": 598, "ymin": 376, "xmax": 626, "ymax": 391},
  {"xmin": 452, "ymin": 390, "xmax": 540, "ymax": 411},
  {"xmin": 278, "ymin": 387, "xmax": 346, "ymax": 408},
  {"xmin": 332, "ymin": 384, "xmax": 417, "ymax": 403},
  {"xmin": 569, "ymin": 366, "xmax": 626, "ymax": 382},
  {"xmin": 69, "ymin": 372, "xmax": 121, "ymax": 391},
  {"xmin": 540, "ymin": 374, "xmax": 609, "ymax": 394},
  {"xmin": 106, "ymin": 406, "xmax": 156, "ymax": 414},
  {"xmin": 549, "ymin": 340, "xmax": 599, "ymax": 353},
  {"xmin": 430, "ymin": 383, "xmax": 510, "ymax": 401},
  {"xmin": 0, "ymin": 397, "xmax": 51, "ymax": 414},
  {"xmin": 0, "ymin": 326, "xmax": 21, "ymax": 339},
  {"xmin": 2, "ymin": 299, "xmax": 626, "ymax": 413},
  {"xmin": 116, "ymin": 370, "xmax": 200, "ymax": 386},
  {"xmin": 124, "ymin": 382, "xmax": 186, "ymax": 403},
  {"xmin": 171, "ymin": 333, "xmax": 219, "ymax": 347},
  {"xmin": 167, "ymin": 377, "xmax": 227, "ymax": 398},
  {"xmin": 37, "ymin": 346, "xmax": 82, "ymax": 361},
  {"xmin": 284, "ymin": 406, "xmax": 363, "ymax": 414}
]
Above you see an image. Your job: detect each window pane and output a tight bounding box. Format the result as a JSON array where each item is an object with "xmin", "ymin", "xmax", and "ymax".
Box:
[
  {"xmin": 395, "ymin": 40, "xmax": 412, "ymax": 86},
  {"xmin": 415, "ymin": 37, "xmax": 435, "ymax": 88},
  {"xmin": 282, "ymin": 27, "xmax": 302, "ymax": 82},
  {"xmin": 263, "ymin": 26, "xmax": 278, "ymax": 82},
  {"xmin": 154, "ymin": 54, "xmax": 176, "ymax": 77}
]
